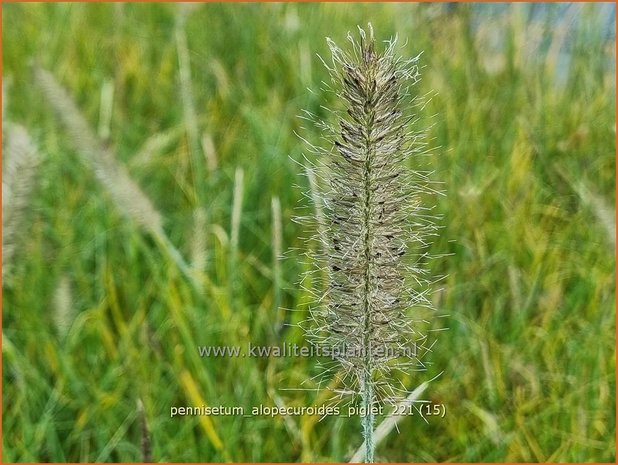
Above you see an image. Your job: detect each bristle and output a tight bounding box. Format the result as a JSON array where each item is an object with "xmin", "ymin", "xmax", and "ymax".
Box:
[
  {"xmin": 176, "ymin": 5, "xmax": 203, "ymax": 189},
  {"xmin": 130, "ymin": 128, "xmax": 181, "ymax": 169},
  {"xmin": 35, "ymin": 67, "xmax": 202, "ymax": 289},
  {"xmin": 97, "ymin": 79, "xmax": 114, "ymax": 142},
  {"xmin": 230, "ymin": 167, "xmax": 244, "ymax": 255},
  {"xmin": 2, "ymin": 78, "xmax": 8, "ymax": 124},
  {"xmin": 201, "ymin": 133, "xmax": 219, "ymax": 173}
]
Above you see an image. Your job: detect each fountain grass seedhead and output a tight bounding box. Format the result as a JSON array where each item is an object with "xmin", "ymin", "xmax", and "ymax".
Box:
[
  {"xmin": 34, "ymin": 66, "xmax": 204, "ymax": 290},
  {"xmin": 300, "ymin": 24, "xmax": 441, "ymax": 412},
  {"xmin": 2, "ymin": 124, "xmax": 41, "ymax": 283},
  {"xmin": 34, "ymin": 67, "xmax": 164, "ymax": 235}
]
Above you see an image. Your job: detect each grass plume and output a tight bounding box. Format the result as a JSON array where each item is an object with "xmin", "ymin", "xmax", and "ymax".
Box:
[
  {"xmin": 176, "ymin": 4, "xmax": 204, "ymax": 201},
  {"xmin": 302, "ymin": 24, "xmax": 440, "ymax": 462},
  {"xmin": 2, "ymin": 124, "xmax": 40, "ymax": 283},
  {"xmin": 34, "ymin": 67, "xmax": 200, "ymax": 288}
]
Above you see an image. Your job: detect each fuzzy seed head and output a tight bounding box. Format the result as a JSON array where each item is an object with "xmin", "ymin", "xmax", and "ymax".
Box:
[
  {"xmin": 300, "ymin": 25, "xmax": 440, "ymax": 404},
  {"xmin": 35, "ymin": 67, "xmax": 163, "ymax": 234},
  {"xmin": 2, "ymin": 124, "xmax": 40, "ymax": 282}
]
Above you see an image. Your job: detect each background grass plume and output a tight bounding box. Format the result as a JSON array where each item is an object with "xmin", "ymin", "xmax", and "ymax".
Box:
[{"xmin": 2, "ymin": 3, "xmax": 616, "ymax": 462}]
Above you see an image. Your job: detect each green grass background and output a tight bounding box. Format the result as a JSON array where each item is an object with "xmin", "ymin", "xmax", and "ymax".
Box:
[{"xmin": 2, "ymin": 2, "xmax": 616, "ymax": 462}]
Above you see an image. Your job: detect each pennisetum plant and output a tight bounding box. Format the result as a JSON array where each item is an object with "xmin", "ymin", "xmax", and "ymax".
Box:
[
  {"xmin": 2, "ymin": 124, "xmax": 41, "ymax": 284},
  {"xmin": 299, "ymin": 24, "xmax": 441, "ymax": 462}
]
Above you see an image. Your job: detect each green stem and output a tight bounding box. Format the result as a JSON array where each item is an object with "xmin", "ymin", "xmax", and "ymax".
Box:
[
  {"xmin": 359, "ymin": 56, "xmax": 376, "ymax": 463},
  {"xmin": 152, "ymin": 229, "xmax": 201, "ymax": 291},
  {"xmin": 362, "ymin": 370, "xmax": 375, "ymax": 463}
]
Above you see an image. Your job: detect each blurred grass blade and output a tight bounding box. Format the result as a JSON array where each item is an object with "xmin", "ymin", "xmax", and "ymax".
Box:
[
  {"xmin": 2, "ymin": 77, "xmax": 8, "ymax": 122},
  {"xmin": 230, "ymin": 167, "xmax": 244, "ymax": 257},
  {"xmin": 53, "ymin": 274, "xmax": 74, "ymax": 339},
  {"xmin": 201, "ymin": 133, "xmax": 219, "ymax": 173},
  {"xmin": 97, "ymin": 78, "xmax": 114, "ymax": 142},
  {"xmin": 304, "ymin": 165, "xmax": 326, "ymax": 252},
  {"xmin": 191, "ymin": 207, "xmax": 208, "ymax": 272},
  {"xmin": 176, "ymin": 6, "xmax": 203, "ymax": 197},
  {"xmin": 271, "ymin": 195, "xmax": 283, "ymax": 316},
  {"xmin": 179, "ymin": 370, "xmax": 224, "ymax": 452},
  {"xmin": 95, "ymin": 409, "xmax": 137, "ymax": 462}
]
